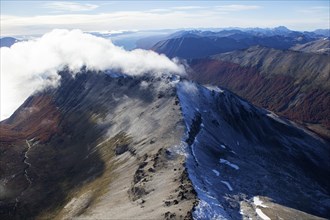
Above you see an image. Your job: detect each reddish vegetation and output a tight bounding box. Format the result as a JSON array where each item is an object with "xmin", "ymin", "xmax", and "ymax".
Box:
[
  {"xmin": 188, "ymin": 59, "xmax": 330, "ymax": 136},
  {"xmin": 0, "ymin": 94, "xmax": 60, "ymax": 143}
]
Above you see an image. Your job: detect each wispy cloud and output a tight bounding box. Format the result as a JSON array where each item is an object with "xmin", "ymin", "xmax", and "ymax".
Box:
[
  {"xmin": 148, "ymin": 8, "xmax": 171, "ymax": 13},
  {"xmin": 298, "ymin": 6, "xmax": 329, "ymax": 14},
  {"xmin": 1, "ymin": 5, "xmax": 328, "ymax": 36},
  {"xmin": 171, "ymin": 6, "xmax": 206, "ymax": 10},
  {"xmin": 43, "ymin": 1, "xmax": 99, "ymax": 12},
  {"xmin": 151, "ymin": 5, "xmax": 258, "ymax": 12},
  {"xmin": 216, "ymin": 4, "xmax": 261, "ymax": 12},
  {"xmin": 148, "ymin": 6, "xmax": 205, "ymax": 13}
]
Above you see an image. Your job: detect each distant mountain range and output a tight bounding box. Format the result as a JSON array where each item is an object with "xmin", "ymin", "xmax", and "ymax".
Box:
[
  {"xmin": 151, "ymin": 27, "xmax": 328, "ymax": 59},
  {"xmin": 138, "ymin": 27, "xmax": 330, "ymax": 139}
]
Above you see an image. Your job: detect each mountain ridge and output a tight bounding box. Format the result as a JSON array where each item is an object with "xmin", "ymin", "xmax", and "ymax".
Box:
[
  {"xmin": 290, "ymin": 38, "xmax": 330, "ymax": 55},
  {"xmin": 185, "ymin": 45, "xmax": 329, "ymax": 139},
  {"xmin": 1, "ymin": 71, "xmax": 329, "ymax": 219}
]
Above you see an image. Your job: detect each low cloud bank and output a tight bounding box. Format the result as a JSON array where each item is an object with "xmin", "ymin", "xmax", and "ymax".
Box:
[{"xmin": 0, "ymin": 29, "xmax": 184, "ymax": 120}]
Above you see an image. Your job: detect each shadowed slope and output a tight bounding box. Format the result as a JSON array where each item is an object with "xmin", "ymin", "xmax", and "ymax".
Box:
[
  {"xmin": 188, "ymin": 46, "xmax": 330, "ymax": 138},
  {"xmin": 177, "ymin": 82, "xmax": 330, "ymax": 219}
]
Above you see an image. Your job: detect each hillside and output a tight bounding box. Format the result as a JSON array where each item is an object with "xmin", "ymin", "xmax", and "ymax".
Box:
[
  {"xmin": 188, "ymin": 46, "xmax": 330, "ymax": 138},
  {"xmin": 152, "ymin": 37, "xmax": 243, "ymax": 59},
  {"xmin": 291, "ymin": 38, "xmax": 330, "ymax": 55},
  {"xmin": 1, "ymin": 71, "xmax": 329, "ymax": 219}
]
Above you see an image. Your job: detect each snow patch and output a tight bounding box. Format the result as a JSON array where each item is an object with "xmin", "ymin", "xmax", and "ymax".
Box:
[
  {"xmin": 170, "ymin": 141, "xmax": 188, "ymax": 157},
  {"xmin": 205, "ymin": 178, "xmax": 213, "ymax": 186},
  {"xmin": 111, "ymin": 93, "xmax": 121, "ymax": 102},
  {"xmin": 205, "ymin": 85, "xmax": 224, "ymax": 93},
  {"xmin": 139, "ymin": 80, "xmax": 149, "ymax": 89},
  {"xmin": 220, "ymin": 181, "xmax": 233, "ymax": 191},
  {"xmin": 267, "ymin": 112, "xmax": 288, "ymax": 125},
  {"xmin": 220, "ymin": 144, "xmax": 226, "ymax": 149},
  {"xmin": 178, "ymin": 81, "xmax": 232, "ymax": 219},
  {"xmin": 191, "ymin": 141, "xmax": 200, "ymax": 164},
  {"xmin": 220, "ymin": 159, "xmax": 239, "ymax": 170},
  {"xmin": 256, "ymin": 208, "xmax": 270, "ymax": 220},
  {"xmin": 193, "ymin": 199, "xmax": 228, "ymax": 220},
  {"xmin": 231, "ymin": 150, "xmax": 237, "ymax": 155},
  {"xmin": 253, "ymin": 196, "xmax": 268, "ymax": 208},
  {"xmin": 212, "ymin": 169, "xmax": 220, "ymax": 176}
]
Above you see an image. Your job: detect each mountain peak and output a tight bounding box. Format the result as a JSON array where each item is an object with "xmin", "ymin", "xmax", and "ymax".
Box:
[{"xmin": 273, "ymin": 26, "xmax": 291, "ymax": 32}]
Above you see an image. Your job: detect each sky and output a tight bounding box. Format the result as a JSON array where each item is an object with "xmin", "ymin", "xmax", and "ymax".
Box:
[{"xmin": 1, "ymin": 1, "xmax": 329, "ymax": 36}]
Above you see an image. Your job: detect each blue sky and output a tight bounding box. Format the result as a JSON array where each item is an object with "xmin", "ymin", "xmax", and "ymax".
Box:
[{"xmin": 1, "ymin": 1, "xmax": 329, "ymax": 36}]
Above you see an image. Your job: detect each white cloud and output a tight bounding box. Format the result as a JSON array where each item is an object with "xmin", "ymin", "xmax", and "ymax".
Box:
[
  {"xmin": 215, "ymin": 4, "xmax": 261, "ymax": 12},
  {"xmin": 298, "ymin": 6, "xmax": 329, "ymax": 14},
  {"xmin": 0, "ymin": 29, "xmax": 185, "ymax": 120},
  {"xmin": 180, "ymin": 81, "xmax": 198, "ymax": 94},
  {"xmin": 43, "ymin": 1, "xmax": 99, "ymax": 12},
  {"xmin": 171, "ymin": 6, "xmax": 206, "ymax": 10},
  {"xmin": 1, "ymin": 5, "xmax": 328, "ymax": 36},
  {"xmin": 147, "ymin": 8, "xmax": 171, "ymax": 13}
]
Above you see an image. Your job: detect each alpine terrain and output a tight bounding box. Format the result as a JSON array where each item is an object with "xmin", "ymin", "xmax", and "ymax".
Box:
[
  {"xmin": 2, "ymin": 0, "xmax": 330, "ymax": 218},
  {"xmin": 149, "ymin": 28, "xmax": 330, "ymax": 139},
  {"xmin": 1, "ymin": 68, "xmax": 329, "ymax": 219}
]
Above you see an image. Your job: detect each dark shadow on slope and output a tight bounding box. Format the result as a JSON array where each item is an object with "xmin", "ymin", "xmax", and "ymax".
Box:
[
  {"xmin": 187, "ymin": 57, "xmax": 330, "ymax": 140},
  {"xmin": 0, "ymin": 97, "xmax": 107, "ymax": 219},
  {"xmin": 179, "ymin": 83, "xmax": 330, "ymax": 219}
]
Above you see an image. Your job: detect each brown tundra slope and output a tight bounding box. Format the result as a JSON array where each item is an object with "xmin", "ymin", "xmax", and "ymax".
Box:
[{"xmin": 188, "ymin": 46, "xmax": 330, "ymax": 138}]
